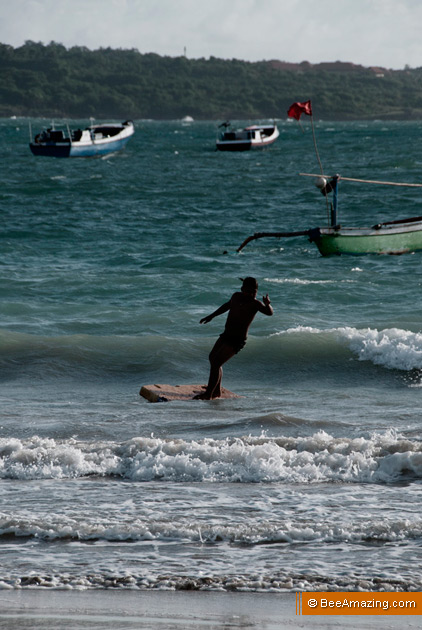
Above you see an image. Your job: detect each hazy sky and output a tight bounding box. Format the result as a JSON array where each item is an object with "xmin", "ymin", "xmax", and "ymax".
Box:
[{"xmin": 1, "ymin": 0, "xmax": 421, "ymax": 69}]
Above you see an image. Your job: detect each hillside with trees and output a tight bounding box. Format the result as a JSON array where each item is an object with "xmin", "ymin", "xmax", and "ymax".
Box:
[{"xmin": 0, "ymin": 41, "xmax": 421, "ymax": 120}]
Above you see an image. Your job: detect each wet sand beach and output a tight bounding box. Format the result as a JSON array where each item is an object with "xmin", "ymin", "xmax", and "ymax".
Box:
[{"xmin": 0, "ymin": 590, "xmax": 417, "ymax": 630}]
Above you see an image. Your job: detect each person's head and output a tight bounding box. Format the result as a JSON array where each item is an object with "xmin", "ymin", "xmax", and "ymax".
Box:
[{"xmin": 240, "ymin": 276, "xmax": 258, "ymax": 297}]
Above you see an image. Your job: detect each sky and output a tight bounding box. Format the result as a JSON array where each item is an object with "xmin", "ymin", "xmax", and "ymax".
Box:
[{"xmin": 1, "ymin": 0, "xmax": 421, "ymax": 70}]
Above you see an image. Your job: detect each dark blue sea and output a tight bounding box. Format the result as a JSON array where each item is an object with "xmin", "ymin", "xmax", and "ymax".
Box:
[{"xmin": 1, "ymin": 116, "xmax": 422, "ymax": 592}]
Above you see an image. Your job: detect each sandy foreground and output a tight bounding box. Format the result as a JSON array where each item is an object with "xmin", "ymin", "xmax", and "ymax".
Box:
[{"xmin": 0, "ymin": 590, "xmax": 418, "ymax": 630}]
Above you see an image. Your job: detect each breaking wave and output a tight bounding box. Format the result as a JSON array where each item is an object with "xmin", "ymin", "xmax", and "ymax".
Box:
[
  {"xmin": 1, "ymin": 430, "xmax": 421, "ymax": 483},
  {"xmin": 1, "ymin": 326, "xmax": 422, "ymax": 382}
]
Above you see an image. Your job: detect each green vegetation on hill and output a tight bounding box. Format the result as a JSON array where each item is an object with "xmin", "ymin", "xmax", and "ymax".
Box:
[{"xmin": 1, "ymin": 41, "xmax": 422, "ymax": 120}]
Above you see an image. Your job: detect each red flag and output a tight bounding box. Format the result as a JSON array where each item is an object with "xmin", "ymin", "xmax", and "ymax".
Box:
[{"xmin": 287, "ymin": 100, "xmax": 312, "ymax": 120}]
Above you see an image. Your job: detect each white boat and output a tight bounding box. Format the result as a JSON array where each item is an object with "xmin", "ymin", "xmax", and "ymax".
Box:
[
  {"xmin": 29, "ymin": 120, "xmax": 135, "ymax": 157},
  {"xmin": 216, "ymin": 122, "xmax": 279, "ymax": 151}
]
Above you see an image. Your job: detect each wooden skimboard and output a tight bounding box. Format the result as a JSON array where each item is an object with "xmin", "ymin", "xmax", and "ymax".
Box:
[{"xmin": 140, "ymin": 383, "xmax": 240, "ymax": 403}]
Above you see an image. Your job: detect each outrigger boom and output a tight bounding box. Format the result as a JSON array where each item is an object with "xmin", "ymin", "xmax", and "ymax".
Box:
[
  {"xmin": 237, "ymin": 229, "xmax": 312, "ymax": 253},
  {"xmin": 300, "ymin": 173, "xmax": 422, "ymax": 188}
]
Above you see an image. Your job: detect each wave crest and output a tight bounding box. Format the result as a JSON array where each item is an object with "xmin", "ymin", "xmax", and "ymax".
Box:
[{"xmin": 280, "ymin": 326, "xmax": 422, "ymax": 371}]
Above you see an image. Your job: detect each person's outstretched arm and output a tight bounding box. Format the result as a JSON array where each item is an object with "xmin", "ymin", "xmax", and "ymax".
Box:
[{"xmin": 199, "ymin": 300, "xmax": 231, "ymax": 324}]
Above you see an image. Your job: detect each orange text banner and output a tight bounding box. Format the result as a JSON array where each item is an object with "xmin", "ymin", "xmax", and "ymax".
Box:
[{"xmin": 298, "ymin": 592, "xmax": 422, "ymax": 615}]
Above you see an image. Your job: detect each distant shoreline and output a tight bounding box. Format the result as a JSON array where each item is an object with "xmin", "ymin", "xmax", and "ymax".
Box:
[{"xmin": 1, "ymin": 42, "xmax": 421, "ymax": 121}]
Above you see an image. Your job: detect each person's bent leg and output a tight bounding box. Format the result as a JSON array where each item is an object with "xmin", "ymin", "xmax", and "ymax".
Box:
[
  {"xmin": 196, "ymin": 339, "xmax": 236, "ymax": 399},
  {"xmin": 207, "ymin": 340, "xmax": 236, "ymax": 398}
]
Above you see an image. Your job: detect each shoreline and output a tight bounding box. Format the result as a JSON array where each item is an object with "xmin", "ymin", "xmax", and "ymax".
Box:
[{"xmin": 0, "ymin": 590, "xmax": 413, "ymax": 630}]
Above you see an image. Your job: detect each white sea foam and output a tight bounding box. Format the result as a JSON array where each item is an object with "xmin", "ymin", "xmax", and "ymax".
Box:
[
  {"xmin": 283, "ymin": 325, "xmax": 422, "ymax": 371},
  {"xmin": 342, "ymin": 327, "xmax": 422, "ymax": 371},
  {"xmin": 264, "ymin": 277, "xmax": 354, "ymax": 285},
  {"xmin": 1, "ymin": 431, "xmax": 421, "ymax": 484},
  {"xmin": 1, "ymin": 509, "xmax": 421, "ymax": 546}
]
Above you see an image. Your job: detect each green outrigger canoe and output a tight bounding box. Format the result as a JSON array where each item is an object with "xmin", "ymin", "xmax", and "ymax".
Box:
[
  {"xmin": 308, "ymin": 217, "xmax": 422, "ymax": 256},
  {"xmin": 237, "ymin": 174, "xmax": 422, "ymax": 256}
]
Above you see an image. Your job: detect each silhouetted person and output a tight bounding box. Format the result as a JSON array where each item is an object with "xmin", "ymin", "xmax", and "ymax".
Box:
[{"xmin": 195, "ymin": 277, "xmax": 273, "ymax": 399}]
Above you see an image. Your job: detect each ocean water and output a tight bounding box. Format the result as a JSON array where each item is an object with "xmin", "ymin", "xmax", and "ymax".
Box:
[{"xmin": 1, "ymin": 117, "xmax": 422, "ymax": 593}]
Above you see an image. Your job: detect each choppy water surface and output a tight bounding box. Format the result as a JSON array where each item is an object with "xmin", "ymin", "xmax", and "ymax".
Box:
[{"xmin": 0, "ymin": 117, "xmax": 421, "ymax": 592}]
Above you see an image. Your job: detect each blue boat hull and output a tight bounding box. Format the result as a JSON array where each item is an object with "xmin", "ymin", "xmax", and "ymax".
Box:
[{"xmin": 68, "ymin": 135, "xmax": 133, "ymax": 157}]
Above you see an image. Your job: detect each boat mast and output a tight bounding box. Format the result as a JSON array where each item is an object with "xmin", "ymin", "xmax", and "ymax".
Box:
[
  {"xmin": 302, "ymin": 171, "xmax": 422, "ymax": 228},
  {"xmin": 331, "ymin": 176, "xmax": 339, "ymax": 227}
]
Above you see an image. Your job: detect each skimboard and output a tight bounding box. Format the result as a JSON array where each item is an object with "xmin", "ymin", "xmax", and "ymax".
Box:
[{"xmin": 140, "ymin": 383, "xmax": 240, "ymax": 403}]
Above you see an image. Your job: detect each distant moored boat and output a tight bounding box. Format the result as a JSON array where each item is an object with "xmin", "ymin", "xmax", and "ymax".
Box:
[
  {"xmin": 216, "ymin": 121, "xmax": 279, "ymax": 151},
  {"xmin": 29, "ymin": 120, "xmax": 135, "ymax": 157}
]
